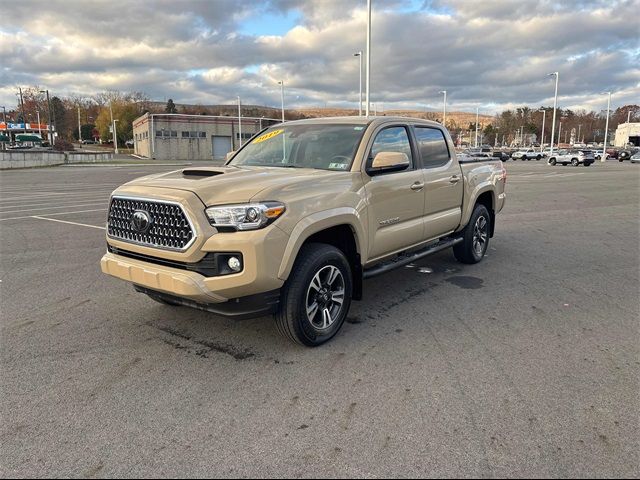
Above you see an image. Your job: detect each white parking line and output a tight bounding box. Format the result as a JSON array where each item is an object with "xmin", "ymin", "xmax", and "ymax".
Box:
[
  {"xmin": 30, "ymin": 216, "xmax": 106, "ymax": 230},
  {"xmin": 0, "ymin": 208, "xmax": 107, "ymax": 222},
  {"xmin": 0, "ymin": 196, "xmax": 110, "ymax": 209},
  {"xmin": 0, "ymin": 202, "xmax": 107, "ymax": 215}
]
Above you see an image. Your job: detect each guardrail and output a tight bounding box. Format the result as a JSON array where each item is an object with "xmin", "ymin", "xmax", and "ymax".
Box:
[{"xmin": 0, "ymin": 151, "xmax": 114, "ymax": 169}]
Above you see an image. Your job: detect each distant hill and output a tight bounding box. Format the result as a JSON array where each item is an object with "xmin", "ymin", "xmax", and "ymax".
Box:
[{"xmin": 147, "ymin": 101, "xmax": 494, "ymax": 126}]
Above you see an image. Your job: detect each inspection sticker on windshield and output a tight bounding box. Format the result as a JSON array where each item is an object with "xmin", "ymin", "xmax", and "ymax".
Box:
[
  {"xmin": 253, "ymin": 129, "xmax": 284, "ymax": 144},
  {"xmin": 328, "ymin": 162, "xmax": 348, "ymax": 170}
]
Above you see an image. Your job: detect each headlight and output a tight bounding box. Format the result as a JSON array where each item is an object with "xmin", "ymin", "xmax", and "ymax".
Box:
[{"xmin": 205, "ymin": 202, "xmax": 285, "ymax": 231}]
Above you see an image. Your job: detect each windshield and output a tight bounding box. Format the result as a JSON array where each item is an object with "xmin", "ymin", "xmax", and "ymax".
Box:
[{"xmin": 229, "ymin": 124, "xmax": 366, "ymax": 170}]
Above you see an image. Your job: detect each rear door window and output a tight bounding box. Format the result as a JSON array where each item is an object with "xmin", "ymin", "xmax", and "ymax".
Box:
[{"xmin": 413, "ymin": 127, "xmax": 450, "ymax": 168}]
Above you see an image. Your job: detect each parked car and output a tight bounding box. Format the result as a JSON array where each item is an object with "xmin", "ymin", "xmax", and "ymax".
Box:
[
  {"xmin": 492, "ymin": 151, "xmax": 510, "ymax": 162},
  {"xmin": 618, "ymin": 148, "xmax": 639, "ymax": 162},
  {"xmin": 100, "ymin": 116, "xmax": 507, "ymax": 346},
  {"xmin": 81, "ymin": 139, "xmax": 97, "ymax": 144},
  {"xmin": 630, "ymin": 151, "xmax": 640, "ymax": 164},
  {"xmin": 547, "ymin": 149, "xmax": 594, "ymax": 167},
  {"xmin": 512, "ymin": 148, "xmax": 543, "ymax": 160},
  {"xmin": 605, "ymin": 148, "xmax": 618, "ymax": 159}
]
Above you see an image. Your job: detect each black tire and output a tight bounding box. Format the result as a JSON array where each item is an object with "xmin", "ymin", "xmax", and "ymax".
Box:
[
  {"xmin": 571, "ymin": 158, "xmax": 579, "ymax": 166},
  {"xmin": 619, "ymin": 158, "xmax": 624, "ymax": 162},
  {"xmin": 536, "ymin": 155, "xmax": 542, "ymax": 160},
  {"xmin": 275, "ymin": 243, "xmax": 352, "ymax": 347},
  {"xmin": 145, "ymin": 293, "xmax": 182, "ymax": 306},
  {"xmin": 584, "ymin": 162, "xmax": 592, "ymax": 167},
  {"xmin": 453, "ymin": 204, "xmax": 491, "ymax": 264},
  {"xmin": 549, "ymin": 158, "xmax": 557, "ymax": 166},
  {"xmin": 521, "ymin": 156, "xmax": 527, "ymax": 161}
]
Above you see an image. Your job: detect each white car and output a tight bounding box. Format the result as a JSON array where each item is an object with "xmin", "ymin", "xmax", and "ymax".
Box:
[
  {"xmin": 547, "ymin": 149, "xmax": 595, "ymax": 167},
  {"xmin": 511, "ymin": 148, "xmax": 543, "ymax": 161}
]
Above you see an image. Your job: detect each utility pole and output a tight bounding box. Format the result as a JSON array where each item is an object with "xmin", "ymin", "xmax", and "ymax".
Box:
[
  {"xmin": 109, "ymin": 102, "xmax": 119, "ymax": 154},
  {"xmin": 365, "ymin": 0, "xmax": 371, "ymax": 117},
  {"xmin": 602, "ymin": 91, "xmax": 611, "ymax": 162},
  {"xmin": 577, "ymin": 124, "xmax": 582, "ymax": 144},
  {"xmin": 548, "ymin": 72, "xmax": 559, "ymax": 156},
  {"xmin": 39, "ymin": 89, "xmax": 53, "ymax": 145},
  {"xmin": 37, "ymin": 110, "xmax": 42, "ymax": 139},
  {"xmin": 18, "ymin": 87, "xmax": 27, "ymax": 134},
  {"xmin": 354, "ymin": 51, "xmax": 363, "ymax": 116}
]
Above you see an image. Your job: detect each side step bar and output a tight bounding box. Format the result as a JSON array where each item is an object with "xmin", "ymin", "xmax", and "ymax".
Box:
[{"xmin": 363, "ymin": 237, "xmax": 463, "ymax": 279}]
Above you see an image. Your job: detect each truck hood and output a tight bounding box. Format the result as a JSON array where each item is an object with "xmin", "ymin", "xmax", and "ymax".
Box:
[{"xmin": 120, "ymin": 165, "xmax": 351, "ymax": 206}]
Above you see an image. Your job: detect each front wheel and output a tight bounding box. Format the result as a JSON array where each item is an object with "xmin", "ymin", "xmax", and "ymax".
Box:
[
  {"xmin": 536, "ymin": 155, "xmax": 542, "ymax": 160},
  {"xmin": 571, "ymin": 158, "xmax": 579, "ymax": 166},
  {"xmin": 275, "ymin": 243, "xmax": 352, "ymax": 347},
  {"xmin": 549, "ymin": 158, "xmax": 557, "ymax": 166},
  {"xmin": 453, "ymin": 204, "xmax": 491, "ymax": 264}
]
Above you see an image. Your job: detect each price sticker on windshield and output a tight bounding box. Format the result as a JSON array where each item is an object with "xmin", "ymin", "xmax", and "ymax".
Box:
[{"xmin": 253, "ymin": 129, "xmax": 284, "ymax": 144}]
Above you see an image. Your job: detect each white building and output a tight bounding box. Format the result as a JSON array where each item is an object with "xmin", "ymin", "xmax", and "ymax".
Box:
[
  {"xmin": 132, "ymin": 113, "xmax": 280, "ymax": 161},
  {"xmin": 613, "ymin": 122, "xmax": 640, "ymax": 147}
]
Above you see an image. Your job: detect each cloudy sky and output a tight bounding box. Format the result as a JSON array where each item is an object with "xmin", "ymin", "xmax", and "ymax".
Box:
[{"xmin": 1, "ymin": 0, "xmax": 638, "ymax": 114}]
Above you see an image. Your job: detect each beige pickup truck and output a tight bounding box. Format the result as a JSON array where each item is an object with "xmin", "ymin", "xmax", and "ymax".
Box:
[{"xmin": 101, "ymin": 117, "xmax": 506, "ymax": 346}]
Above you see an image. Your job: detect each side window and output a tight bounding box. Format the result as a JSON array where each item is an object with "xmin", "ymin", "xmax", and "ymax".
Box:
[
  {"xmin": 370, "ymin": 126, "xmax": 413, "ymax": 167},
  {"xmin": 414, "ymin": 127, "xmax": 450, "ymax": 168}
]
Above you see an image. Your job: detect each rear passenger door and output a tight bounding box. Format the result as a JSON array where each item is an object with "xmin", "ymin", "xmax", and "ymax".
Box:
[
  {"xmin": 413, "ymin": 125, "xmax": 463, "ymax": 240},
  {"xmin": 364, "ymin": 125, "xmax": 426, "ymax": 260}
]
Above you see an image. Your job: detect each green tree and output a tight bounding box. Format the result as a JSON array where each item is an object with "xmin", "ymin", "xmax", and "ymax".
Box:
[{"xmin": 165, "ymin": 99, "xmax": 177, "ymax": 113}]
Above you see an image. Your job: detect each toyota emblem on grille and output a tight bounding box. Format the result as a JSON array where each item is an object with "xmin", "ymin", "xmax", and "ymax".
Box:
[{"xmin": 131, "ymin": 210, "xmax": 152, "ymax": 233}]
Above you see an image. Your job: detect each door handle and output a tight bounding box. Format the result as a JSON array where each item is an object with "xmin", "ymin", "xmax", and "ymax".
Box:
[
  {"xmin": 410, "ymin": 182, "xmax": 424, "ymax": 191},
  {"xmin": 449, "ymin": 175, "xmax": 461, "ymax": 184}
]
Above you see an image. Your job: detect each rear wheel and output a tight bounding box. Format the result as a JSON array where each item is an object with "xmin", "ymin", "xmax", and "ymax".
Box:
[
  {"xmin": 536, "ymin": 155, "xmax": 542, "ymax": 160},
  {"xmin": 275, "ymin": 244, "xmax": 352, "ymax": 347},
  {"xmin": 521, "ymin": 156, "xmax": 527, "ymax": 161},
  {"xmin": 453, "ymin": 204, "xmax": 490, "ymax": 264}
]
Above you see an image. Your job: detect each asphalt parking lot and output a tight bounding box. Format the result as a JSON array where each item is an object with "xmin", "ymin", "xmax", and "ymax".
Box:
[{"xmin": 1, "ymin": 160, "xmax": 639, "ymax": 478}]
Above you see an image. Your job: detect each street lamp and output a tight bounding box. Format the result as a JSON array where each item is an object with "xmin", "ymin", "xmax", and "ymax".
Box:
[
  {"xmin": 475, "ymin": 107, "xmax": 479, "ymax": 147},
  {"xmin": 113, "ymin": 119, "xmax": 119, "ymax": 154},
  {"xmin": 440, "ymin": 90, "xmax": 447, "ymax": 127},
  {"xmin": 365, "ymin": 0, "xmax": 371, "ymax": 117},
  {"xmin": 237, "ymin": 96, "xmax": 242, "ymax": 148},
  {"xmin": 602, "ymin": 91, "xmax": 611, "ymax": 162},
  {"xmin": 577, "ymin": 124, "xmax": 582, "ymax": 144},
  {"xmin": 277, "ymin": 81, "xmax": 285, "ymax": 123},
  {"xmin": 547, "ymin": 72, "xmax": 559, "ymax": 156},
  {"xmin": 538, "ymin": 108, "xmax": 546, "ymax": 152},
  {"xmin": 354, "ymin": 51, "xmax": 363, "ymax": 116}
]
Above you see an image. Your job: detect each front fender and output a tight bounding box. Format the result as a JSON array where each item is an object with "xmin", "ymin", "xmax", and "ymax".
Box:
[{"xmin": 277, "ymin": 208, "xmax": 366, "ymax": 280}]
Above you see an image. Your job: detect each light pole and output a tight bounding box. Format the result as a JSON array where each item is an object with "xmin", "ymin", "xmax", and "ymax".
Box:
[
  {"xmin": 237, "ymin": 96, "xmax": 242, "ymax": 148},
  {"xmin": 475, "ymin": 107, "xmax": 479, "ymax": 147},
  {"xmin": 558, "ymin": 119, "xmax": 562, "ymax": 148},
  {"xmin": 113, "ymin": 119, "xmax": 119, "ymax": 154},
  {"xmin": 439, "ymin": 90, "xmax": 447, "ymax": 127},
  {"xmin": 354, "ymin": 51, "xmax": 363, "ymax": 116},
  {"xmin": 577, "ymin": 124, "xmax": 582, "ymax": 145},
  {"xmin": 37, "ymin": 110, "xmax": 42, "ymax": 138},
  {"xmin": 547, "ymin": 72, "xmax": 559, "ymax": 156},
  {"xmin": 539, "ymin": 108, "xmax": 546, "ymax": 152},
  {"xmin": 365, "ymin": 0, "xmax": 371, "ymax": 117},
  {"xmin": 277, "ymin": 81, "xmax": 285, "ymax": 122},
  {"xmin": 602, "ymin": 91, "xmax": 611, "ymax": 162},
  {"xmin": 77, "ymin": 105, "xmax": 82, "ymax": 144},
  {"xmin": 39, "ymin": 89, "xmax": 53, "ymax": 145},
  {"xmin": 627, "ymin": 110, "xmax": 631, "ymax": 124}
]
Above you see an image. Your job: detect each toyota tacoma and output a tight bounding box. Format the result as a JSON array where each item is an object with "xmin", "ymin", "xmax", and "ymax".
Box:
[{"xmin": 101, "ymin": 117, "xmax": 507, "ymax": 346}]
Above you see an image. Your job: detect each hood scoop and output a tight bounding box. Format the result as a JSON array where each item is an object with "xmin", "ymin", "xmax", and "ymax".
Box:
[{"xmin": 181, "ymin": 168, "xmax": 225, "ymax": 178}]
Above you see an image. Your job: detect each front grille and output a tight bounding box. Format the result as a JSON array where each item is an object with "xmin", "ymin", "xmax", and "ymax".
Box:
[{"xmin": 107, "ymin": 196, "xmax": 195, "ymax": 251}]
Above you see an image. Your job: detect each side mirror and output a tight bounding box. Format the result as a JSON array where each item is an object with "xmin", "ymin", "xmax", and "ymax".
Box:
[
  {"xmin": 226, "ymin": 150, "xmax": 236, "ymax": 161},
  {"xmin": 369, "ymin": 151, "xmax": 410, "ymax": 174}
]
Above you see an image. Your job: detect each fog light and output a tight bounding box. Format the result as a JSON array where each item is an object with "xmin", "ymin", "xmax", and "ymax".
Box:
[{"xmin": 228, "ymin": 256, "xmax": 242, "ymax": 272}]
